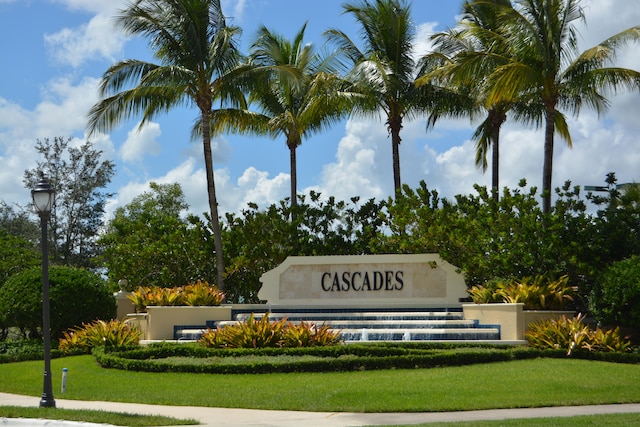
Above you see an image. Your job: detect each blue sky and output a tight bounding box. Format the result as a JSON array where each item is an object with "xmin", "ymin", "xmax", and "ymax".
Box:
[{"xmin": 1, "ymin": 0, "xmax": 639, "ymax": 221}]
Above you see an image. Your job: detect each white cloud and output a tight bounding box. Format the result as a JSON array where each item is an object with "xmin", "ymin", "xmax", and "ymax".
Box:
[
  {"xmin": 413, "ymin": 22, "xmax": 439, "ymax": 59},
  {"xmin": 0, "ymin": 154, "xmax": 31, "ymax": 209},
  {"xmin": 52, "ymin": 0, "xmax": 127, "ymax": 14},
  {"xmin": 556, "ymin": 112, "xmax": 640, "ymax": 187},
  {"xmin": 232, "ymin": 167, "xmax": 289, "ymax": 209},
  {"xmin": 222, "ymin": 0, "xmax": 247, "ymax": 22},
  {"xmin": 44, "ymin": 12, "xmax": 125, "ymax": 68},
  {"xmin": 103, "ymin": 158, "xmax": 290, "ymax": 223},
  {"xmin": 34, "ymin": 77, "xmax": 101, "ymax": 136},
  {"xmin": 0, "ymin": 98, "xmax": 33, "ymax": 143},
  {"xmin": 579, "ymin": 0, "xmax": 640, "ymax": 47},
  {"xmin": 120, "ymin": 122, "xmax": 162, "ymax": 163},
  {"xmin": 0, "ymin": 75, "xmax": 113, "ymax": 209},
  {"xmin": 316, "ymin": 119, "xmax": 388, "ymax": 202}
]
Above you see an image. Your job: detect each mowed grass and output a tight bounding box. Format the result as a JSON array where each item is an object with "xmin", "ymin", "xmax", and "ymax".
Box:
[
  {"xmin": 0, "ymin": 355, "xmax": 639, "ymax": 413},
  {"xmin": 0, "ymin": 406, "xmax": 197, "ymax": 426},
  {"xmin": 377, "ymin": 413, "xmax": 640, "ymax": 427}
]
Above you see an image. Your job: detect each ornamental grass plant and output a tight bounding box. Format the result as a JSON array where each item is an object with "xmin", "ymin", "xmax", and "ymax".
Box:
[
  {"xmin": 526, "ymin": 314, "xmax": 632, "ymax": 355},
  {"xmin": 198, "ymin": 313, "xmax": 341, "ymax": 348},
  {"xmin": 58, "ymin": 319, "xmax": 142, "ymax": 354},
  {"xmin": 468, "ymin": 275, "xmax": 574, "ymax": 310},
  {"xmin": 127, "ymin": 281, "xmax": 225, "ymax": 312}
]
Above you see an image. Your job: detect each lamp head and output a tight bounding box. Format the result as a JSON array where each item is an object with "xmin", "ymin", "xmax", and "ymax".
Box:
[{"xmin": 31, "ymin": 172, "xmax": 56, "ymax": 214}]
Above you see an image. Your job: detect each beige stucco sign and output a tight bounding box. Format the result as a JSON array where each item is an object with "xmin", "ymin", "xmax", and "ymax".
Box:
[{"xmin": 258, "ymin": 254, "xmax": 468, "ymax": 307}]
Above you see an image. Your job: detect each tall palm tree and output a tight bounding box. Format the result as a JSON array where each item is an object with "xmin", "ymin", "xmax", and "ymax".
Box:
[
  {"xmin": 326, "ymin": 0, "xmax": 466, "ymax": 196},
  {"xmin": 481, "ymin": 0, "xmax": 640, "ymax": 213},
  {"xmin": 214, "ymin": 23, "xmax": 353, "ymax": 210},
  {"xmin": 423, "ymin": 0, "xmax": 547, "ymax": 202},
  {"xmin": 87, "ymin": 0, "xmax": 245, "ymax": 291},
  {"xmin": 422, "ymin": 0, "xmax": 511, "ymax": 201}
]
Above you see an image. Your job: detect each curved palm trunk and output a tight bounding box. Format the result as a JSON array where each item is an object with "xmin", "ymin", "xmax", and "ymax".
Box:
[
  {"xmin": 542, "ymin": 108, "xmax": 556, "ymax": 215},
  {"xmin": 201, "ymin": 109, "xmax": 225, "ymax": 292}
]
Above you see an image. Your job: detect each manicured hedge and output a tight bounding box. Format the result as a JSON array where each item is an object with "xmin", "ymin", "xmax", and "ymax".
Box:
[{"xmin": 91, "ymin": 343, "xmax": 595, "ymax": 374}]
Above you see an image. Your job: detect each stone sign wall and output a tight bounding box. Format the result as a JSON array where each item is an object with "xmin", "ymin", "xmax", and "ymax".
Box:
[{"xmin": 258, "ymin": 254, "xmax": 468, "ymax": 307}]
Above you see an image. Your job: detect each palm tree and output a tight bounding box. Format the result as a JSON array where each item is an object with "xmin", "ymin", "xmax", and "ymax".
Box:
[
  {"xmin": 423, "ymin": 0, "xmax": 546, "ymax": 202},
  {"xmin": 214, "ymin": 23, "xmax": 353, "ymax": 210},
  {"xmin": 87, "ymin": 0, "xmax": 245, "ymax": 292},
  {"xmin": 326, "ymin": 0, "xmax": 467, "ymax": 196},
  {"xmin": 481, "ymin": 0, "xmax": 640, "ymax": 213},
  {"xmin": 421, "ymin": 0, "xmax": 510, "ymax": 201}
]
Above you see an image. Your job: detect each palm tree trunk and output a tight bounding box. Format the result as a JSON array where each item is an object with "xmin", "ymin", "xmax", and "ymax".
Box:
[
  {"xmin": 491, "ymin": 129, "xmax": 500, "ymax": 202},
  {"xmin": 201, "ymin": 109, "xmax": 225, "ymax": 292},
  {"xmin": 289, "ymin": 143, "xmax": 297, "ymax": 209},
  {"xmin": 389, "ymin": 115, "xmax": 402, "ymax": 196},
  {"xmin": 542, "ymin": 108, "xmax": 556, "ymax": 214},
  {"xmin": 392, "ymin": 137, "xmax": 401, "ymax": 196},
  {"xmin": 490, "ymin": 109, "xmax": 506, "ymax": 203}
]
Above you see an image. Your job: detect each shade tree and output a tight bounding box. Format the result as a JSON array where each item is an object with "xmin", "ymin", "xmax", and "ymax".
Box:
[
  {"xmin": 23, "ymin": 137, "xmax": 115, "ymax": 269},
  {"xmin": 98, "ymin": 182, "xmax": 216, "ymax": 291}
]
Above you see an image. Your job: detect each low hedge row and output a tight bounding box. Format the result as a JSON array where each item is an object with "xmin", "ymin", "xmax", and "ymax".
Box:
[
  {"xmin": 4, "ymin": 341, "xmax": 638, "ymax": 370},
  {"xmin": 91, "ymin": 343, "xmax": 577, "ymax": 374}
]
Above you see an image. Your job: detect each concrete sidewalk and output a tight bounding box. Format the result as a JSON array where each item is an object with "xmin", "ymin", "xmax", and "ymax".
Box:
[{"xmin": 2, "ymin": 392, "xmax": 640, "ymax": 426}]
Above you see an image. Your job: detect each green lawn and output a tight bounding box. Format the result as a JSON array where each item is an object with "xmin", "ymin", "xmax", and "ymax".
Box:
[
  {"xmin": 377, "ymin": 413, "xmax": 640, "ymax": 427},
  {"xmin": 0, "ymin": 406, "xmax": 197, "ymax": 426},
  {"xmin": 1, "ymin": 355, "xmax": 639, "ymax": 413}
]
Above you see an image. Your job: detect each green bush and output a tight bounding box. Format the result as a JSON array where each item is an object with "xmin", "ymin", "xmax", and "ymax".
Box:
[
  {"xmin": 0, "ymin": 339, "xmax": 64, "ymax": 364},
  {"xmin": 93, "ymin": 343, "xmax": 515, "ymax": 373},
  {"xmin": 127, "ymin": 281, "xmax": 225, "ymax": 312},
  {"xmin": 591, "ymin": 256, "xmax": 640, "ymax": 328},
  {"xmin": 91, "ymin": 343, "xmax": 640, "ymax": 374},
  {"xmin": 58, "ymin": 320, "xmax": 142, "ymax": 354},
  {"xmin": 468, "ymin": 275, "xmax": 574, "ymax": 310},
  {"xmin": 198, "ymin": 314, "xmax": 341, "ymax": 348},
  {"xmin": 526, "ymin": 314, "xmax": 632, "ymax": 355},
  {"xmin": 0, "ymin": 266, "xmax": 116, "ymax": 339}
]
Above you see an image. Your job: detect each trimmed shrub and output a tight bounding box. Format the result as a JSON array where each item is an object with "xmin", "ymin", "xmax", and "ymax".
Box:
[
  {"xmin": 93, "ymin": 343, "xmax": 513, "ymax": 373},
  {"xmin": 91, "ymin": 343, "xmax": 640, "ymax": 374},
  {"xmin": 0, "ymin": 266, "xmax": 116, "ymax": 339},
  {"xmin": 591, "ymin": 255, "xmax": 640, "ymax": 328}
]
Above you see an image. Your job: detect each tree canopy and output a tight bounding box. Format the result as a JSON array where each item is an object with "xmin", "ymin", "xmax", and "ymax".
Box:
[
  {"xmin": 99, "ymin": 182, "xmax": 216, "ymax": 291},
  {"xmin": 23, "ymin": 137, "xmax": 115, "ymax": 269}
]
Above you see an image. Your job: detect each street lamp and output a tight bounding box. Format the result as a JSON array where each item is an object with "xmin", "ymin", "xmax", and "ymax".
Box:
[{"xmin": 32, "ymin": 172, "xmax": 56, "ymax": 408}]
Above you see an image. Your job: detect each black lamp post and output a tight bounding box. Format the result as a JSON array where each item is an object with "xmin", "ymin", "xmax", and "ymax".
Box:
[{"xmin": 32, "ymin": 173, "xmax": 56, "ymax": 408}]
